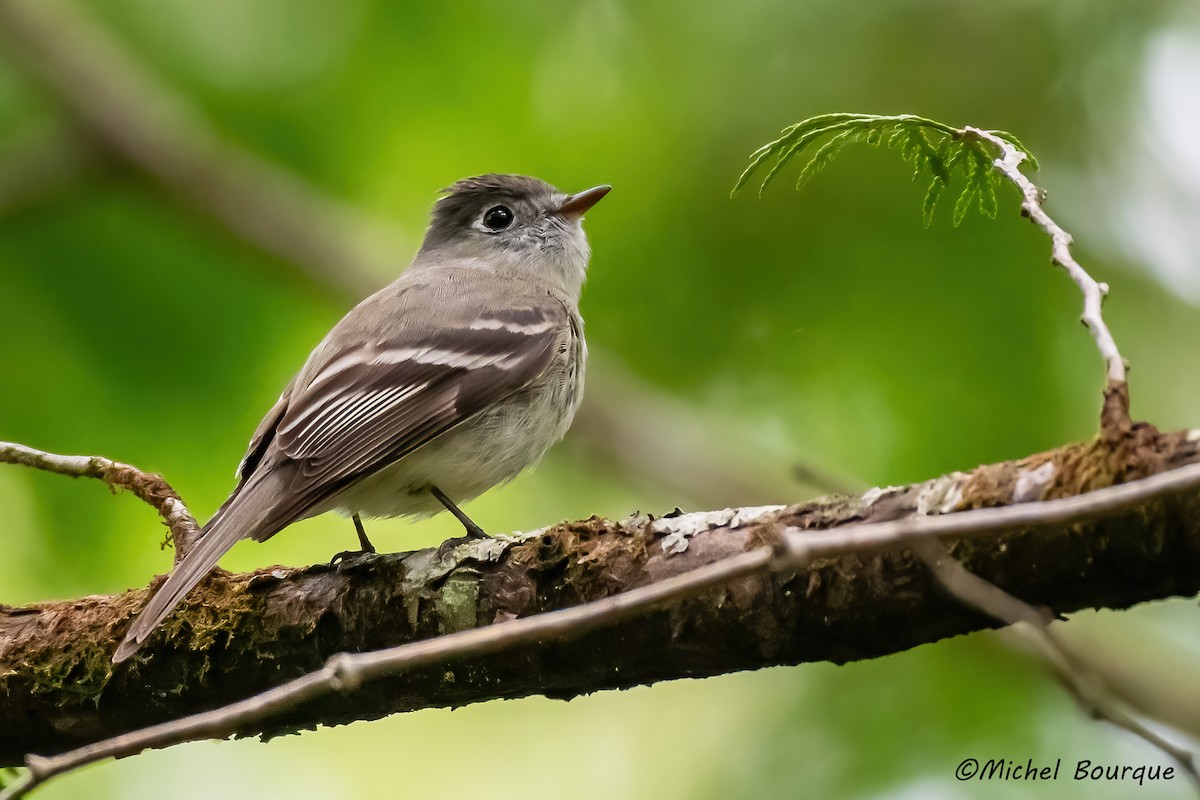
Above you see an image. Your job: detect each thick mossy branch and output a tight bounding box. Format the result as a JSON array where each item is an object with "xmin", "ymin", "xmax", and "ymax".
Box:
[
  {"xmin": 2, "ymin": 422, "xmax": 1200, "ymax": 765},
  {"xmin": 734, "ymin": 112, "xmax": 1039, "ymax": 226}
]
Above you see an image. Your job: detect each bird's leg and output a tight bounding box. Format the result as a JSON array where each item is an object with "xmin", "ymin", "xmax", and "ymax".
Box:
[
  {"xmin": 330, "ymin": 513, "xmax": 377, "ymax": 566},
  {"xmin": 352, "ymin": 513, "xmax": 376, "ymax": 553},
  {"xmin": 430, "ymin": 485, "xmax": 489, "ymax": 539}
]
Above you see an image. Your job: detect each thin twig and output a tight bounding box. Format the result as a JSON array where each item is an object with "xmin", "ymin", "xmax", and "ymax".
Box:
[
  {"xmin": 962, "ymin": 126, "xmax": 1127, "ymax": 390},
  {"xmin": 0, "ymin": 774, "xmax": 30, "ymax": 800},
  {"xmin": 6, "ymin": 461, "xmax": 1200, "ymax": 798},
  {"xmin": 913, "ymin": 538, "xmax": 1200, "ymax": 789},
  {"xmin": 0, "ymin": 441, "xmax": 201, "ymax": 561},
  {"xmin": 778, "ymin": 460, "xmax": 1200, "ymax": 566}
]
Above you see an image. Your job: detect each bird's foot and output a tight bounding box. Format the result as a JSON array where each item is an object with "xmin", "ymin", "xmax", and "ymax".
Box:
[
  {"xmin": 435, "ymin": 530, "xmax": 491, "ymax": 559},
  {"xmin": 330, "ymin": 513, "xmax": 379, "ymax": 568},
  {"xmin": 461, "ymin": 520, "xmax": 490, "ymax": 540},
  {"xmin": 329, "ymin": 547, "xmax": 376, "ymax": 569}
]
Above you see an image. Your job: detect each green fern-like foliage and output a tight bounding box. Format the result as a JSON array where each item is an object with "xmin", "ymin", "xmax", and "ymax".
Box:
[{"xmin": 733, "ymin": 113, "xmax": 1039, "ymax": 226}]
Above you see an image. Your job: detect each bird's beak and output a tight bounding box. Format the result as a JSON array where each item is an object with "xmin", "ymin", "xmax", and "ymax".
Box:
[{"xmin": 555, "ymin": 185, "xmax": 611, "ymax": 220}]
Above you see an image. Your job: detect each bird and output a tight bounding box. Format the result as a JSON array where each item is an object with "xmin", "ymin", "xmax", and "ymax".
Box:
[{"xmin": 113, "ymin": 174, "xmax": 609, "ymax": 663}]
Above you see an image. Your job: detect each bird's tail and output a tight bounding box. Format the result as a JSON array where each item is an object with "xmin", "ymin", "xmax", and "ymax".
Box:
[{"xmin": 112, "ymin": 472, "xmax": 280, "ymax": 663}]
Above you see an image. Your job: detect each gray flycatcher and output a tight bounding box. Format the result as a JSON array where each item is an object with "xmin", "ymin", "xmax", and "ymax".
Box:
[{"xmin": 113, "ymin": 174, "xmax": 609, "ymax": 663}]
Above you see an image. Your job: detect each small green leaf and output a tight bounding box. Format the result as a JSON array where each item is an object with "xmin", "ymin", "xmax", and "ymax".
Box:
[
  {"xmin": 795, "ymin": 129, "xmax": 855, "ymax": 189},
  {"xmin": 922, "ymin": 178, "xmax": 944, "ymax": 227},
  {"xmin": 978, "ymin": 179, "xmax": 998, "ymax": 218},
  {"xmin": 945, "ymin": 143, "xmax": 967, "ymax": 177},
  {"xmin": 953, "ymin": 186, "xmax": 975, "ymax": 226},
  {"xmin": 921, "ymin": 132, "xmax": 949, "ymax": 183},
  {"xmin": 900, "ymin": 129, "xmax": 922, "ymax": 165},
  {"xmin": 963, "ymin": 148, "xmax": 992, "ymax": 212}
]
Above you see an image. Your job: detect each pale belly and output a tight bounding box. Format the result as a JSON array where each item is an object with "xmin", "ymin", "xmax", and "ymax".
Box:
[{"xmin": 327, "ymin": 352, "xmax": 585, "ymax": 521}]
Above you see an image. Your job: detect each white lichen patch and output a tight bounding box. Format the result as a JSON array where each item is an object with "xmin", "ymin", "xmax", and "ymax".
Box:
[
  {"xmin": 498, "ymin": 527, "xmax": 551, "ymax": 543},
  {"xmin": 399, "ymin": 536, "xmax": 518, "ymax": 628},
  {"xmin": 915, "ymin": 473, "xmax": 967, "ymax": 516},
  {"xmin": 1013, "ymin": 460, "xmax": 1057, "ymax": 503},
  {"xmin": 941, "ymin": 483, "xmax": 964, "ymax": 513},
  {"xmin": 861, "ymin": 485, "xmax": 906, "ymax": 508},
  {"xmin": 654, "ymin": 505, "xmax": 786, "ymax": 555},
  {"xmin": 1187, "ymin": 429, "xmax": 1200, "ymax": 443}
]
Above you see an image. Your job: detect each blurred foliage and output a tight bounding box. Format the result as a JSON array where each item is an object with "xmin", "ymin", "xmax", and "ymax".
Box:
[{"xmin": 1, "ymin": 1, "xmax": 1199, "ymax": 798}]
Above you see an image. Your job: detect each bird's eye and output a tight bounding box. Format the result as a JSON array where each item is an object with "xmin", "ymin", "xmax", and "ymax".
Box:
[{"xmin": 482, "ymin": 205, "xmax": 514, "ymax": 231}]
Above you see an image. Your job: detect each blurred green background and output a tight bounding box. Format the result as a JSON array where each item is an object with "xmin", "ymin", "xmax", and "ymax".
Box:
[{"xmin": 2, "ymin": 0, "xmax": 1199, "ymax": 797}]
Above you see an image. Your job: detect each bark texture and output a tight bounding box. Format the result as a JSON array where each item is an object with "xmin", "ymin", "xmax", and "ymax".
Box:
[{"xmin": 2, "ymin": 421, "xmax": 1199, "ymax": 765}]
